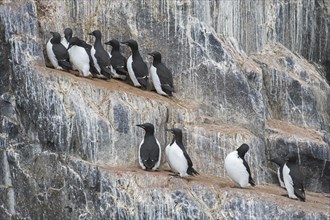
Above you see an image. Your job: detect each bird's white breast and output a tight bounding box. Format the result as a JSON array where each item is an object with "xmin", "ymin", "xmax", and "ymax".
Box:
[
  {"xmin": 138, "ymin": 140, "xmax": 146, "ymax": 170},
  {"xmin": 283, "ymin": 164, "xmax": 297, "ymax": 199},
  {"xmin": 127, "ymin": 55, "xmax": 141, "ymax": 87},
  {"xmin": 61, "ymin": 38, "xmax": 69, "ymax": 49},
  {"xmin": 150, "ymin": 65, "xmax": 167, "ymax": 96},
  {"xmin": 91, "ymin": 46, "xmax": 101, "ymax": 74},
  {"xmin": 224, "ymin": 151, "xmax": 250, "ymax": 187},
  {"xmin": 68, "ymin": 46, "xmax": 91, "ymax": 77},
  {"xmin": 46, "ymin": 40, "xmax": 59, "ymax": 68},
  {"xmin": 166, "ymin": 142, "xmax": 188, "ymax": 176}
]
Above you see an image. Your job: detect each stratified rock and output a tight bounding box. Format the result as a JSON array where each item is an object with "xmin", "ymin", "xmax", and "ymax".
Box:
[{"xmin": 0, "ymin": 0, "xmax": 329, "ymax": 219}]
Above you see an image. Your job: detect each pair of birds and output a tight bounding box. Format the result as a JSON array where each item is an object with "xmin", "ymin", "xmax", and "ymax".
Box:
[
  {"xmin": 120, "ymin": 39, "xmax": 174, "ymax": 96},
  {"xmin": 271, "ymin": 153, "xmax": 306, "ymax": 202},
  {"xmin": 46, "ymin": 28, "xmax": 174, "ymax": 96},
  {"xmin": 224, "ymin": 145, "xmax": 305, "ymax": 202},
  {"xmin": 136, "ymin": 123, "xmax": 199, "ymax": 177}
]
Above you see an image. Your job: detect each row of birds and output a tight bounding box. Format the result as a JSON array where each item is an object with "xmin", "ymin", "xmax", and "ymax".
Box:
[
  {"xmin": 137, "ymin": 123, "xmax": 306, "ymax": 202},
  {"xmin": 46, "ymin": 28, "xmax": 174, "ymax": 96}
]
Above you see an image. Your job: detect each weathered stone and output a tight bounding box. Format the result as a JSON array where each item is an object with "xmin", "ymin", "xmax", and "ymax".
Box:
[{"xmin": 0, "ymin": 0, "xmax": 329, "ymax": 219}]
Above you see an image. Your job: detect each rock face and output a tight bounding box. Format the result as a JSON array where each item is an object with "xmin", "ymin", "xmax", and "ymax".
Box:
[{"xmin": 0, "ymin": 0, "xmax": 329, "ymax": 219}]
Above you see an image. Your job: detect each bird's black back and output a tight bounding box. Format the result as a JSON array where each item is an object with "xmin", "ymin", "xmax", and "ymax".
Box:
[
  {"xmin": 155, "ymin": 62, "xmax": 174, "ymax": 95},
  {"xmin": 111, "ymin": 50, "xmax": 128, "ymax": 74},
  {"xmin": 140, "ymin": 135, "xmax": 160, "ymax": 169},
  {"xmin": 52, "ymin": 43, "xmax": 69, "ymax": 61},
  {"xmin": 132, "ymin": 53, "xmax": 148, "ymax": 77},
  {"xmin": 174, "ymin": 138, "xmax": 193, "ymax": 167},
  {"xmin": 52, "ymin": 43, "xmax": 71, "ymax": 71},
  {"xmin": 286, "ymin": 161, "xmax": 305, "ymax": 201},
  {"xmin": 271, "ymin": 157, "xmax": 285, "ymax": 183},
  {"xmin": 242, "ymin": 158, "xmax": 255, "ymax": 186},
  {"xmin": 171, "ymin": 136, "xmax": 199, "ymax": 176},
  {"xmin": 131, "ymin": 52, "xmax": 148, "ymax": 88},
  {"xmin": 236, "ymin": 143, "xmax": 254, "ymax": 185},
  {"xmin": 94, "ymin": 41, "xmax": 111, "ymax": 67}
]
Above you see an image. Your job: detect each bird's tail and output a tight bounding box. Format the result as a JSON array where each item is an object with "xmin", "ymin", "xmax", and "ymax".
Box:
[
  {"xmin": 249, "ymin": 177, "xmax": 256, "ymax": 187},
  {"xmin": 58, "ymin": 60, "xmax": 72, "ymax": 72},
  {"xmin": 187, "ymin": 167, "xmax": 199, "ymax": 176},
  {"xmin": 161, "ymin": 84, "xmax": 173, "ymax": 96},
  {"xmin": 89, "ymin": 64, "xmax": 99, "ymax": 77},
  {"xmin": 137, "ymin": 76, "xmax": 148, "ymax": 90},
  {"xmin": 115, "ymin": 67, "xmax": 129, "ymax": 76},
  {"xmin": 100, "ymin": 67, "xmax": 112, "ymax": 79}
]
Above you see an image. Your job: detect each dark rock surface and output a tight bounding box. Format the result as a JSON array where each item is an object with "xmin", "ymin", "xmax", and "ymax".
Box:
[{"xmin": 0, "ymin": 0, "xmax": 329, "ymax": 219}]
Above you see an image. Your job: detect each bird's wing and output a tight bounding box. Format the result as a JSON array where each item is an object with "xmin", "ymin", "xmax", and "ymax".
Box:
[
  {"xmin": 111, "ymin": 53, "xmax": 128, "ymax": 75},
  {"xmin": 156, "ymin": 63, "xmax": 173, "ymax": 86},
  {"xmin": 58, "ymin": 60, "xmax": 72, "ymax": 71},
  {"xmin": 177, "ymin": 143, "xmax": 193, "ymax": 168},
  {"xmin": 243, "ymin": 158, "xmax": 255, "ymax": 186},
  {"xmin": 111, "ymin": 52, "xmax": 127, "ymax": 68},
  {"xmin": 288, "ymin": 164, "xmax": 304, "ymax": 185},
  {"xmin": 289, "ymin": 163, "xmax": 305, "ymax": 201},
  {"xmin": 94, "ymin": 49, "xmax": 111, "ymax": 67},
  {"xmin": 53, "ymin": 43, "xmax": 70, "ymax": 60},
  {"xmin": 180, "ymin": 145, "xmax": 199, "ymax": 175},
  {"xmin": 132, "ymin": 56, "xmax": 148, "ymax": 78},
  {"xmin": 148, "ymin": 138, "xmax": 160, "ymax": 161}
]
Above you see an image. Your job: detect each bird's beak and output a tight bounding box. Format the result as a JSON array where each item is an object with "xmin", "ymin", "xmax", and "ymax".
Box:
[
  {"xmin": 88, "ymin": 32, "xmax": 93, "ymax": 36},
  {"xmin": 136, "ymin": 124, "xmax": 143, "ymax": 128},
  {"xmin": 104, "ymin": 41, "xmax": 110, "ymax": 45},
  {"xmin": 147, "ymin": 52, "xmax": 154, "ymax": 56},
  {"xmin": 50, "ymin": 31, "xmax": 54, "ymax": 35},
  {"xmin": 120, "ymin": 41, "xmax": 128, "ymax": 45}
]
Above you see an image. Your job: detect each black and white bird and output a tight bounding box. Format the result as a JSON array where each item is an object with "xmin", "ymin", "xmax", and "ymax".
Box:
[
  {"xmin": 79, "ymin": 39, "xmax": 100, "ymax": 77},
  {"xmin": 136, "ymin": 123, "xmax": 161, "ymax": 171},
  {"xmin": 121, "ymin": 40, "xmax": 148, "ymax": 89},
  {"xmin": 61, "ymin": 28, "xmax": 73, "ymax": 49},
  {"xmin": 283, "ymin": 152, "xmax": 305, "ymax": 201},
  {"xmin": 88, "ymin": 30, "xmax": 112, "ymax": 79},
  {"xmin": 271, "ymin": 156, "xmax": 286, "ymax": 188},
  {"xmin": 67, "ymin": 37, "xmax": 92, "ymax": 78},
  {"xmin": 104, "ymin": 39, "xmax": 128, "ymax": 80},
  {"xmin": 46, "ymin": 31, "xmax": 72, "ymax": 71},
  {"xmin": 148, "ymin": 51, "xmax": 174, "ymax": 96},
  {"xmin": 224, "ymin": 143, "xmax": 255, "ymax": 187},
  {"xmin": 165, "ymin": 128, "xmax": 199, "ymax": 177}
]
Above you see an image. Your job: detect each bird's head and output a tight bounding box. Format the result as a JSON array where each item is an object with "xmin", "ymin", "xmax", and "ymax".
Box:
[
  {"xmin": 121, "ymin": 39, "xmax": 138, "ymax": 49},
  {"xmin": 64, "ymin": 28, "xmax": 73, "ymax": 41},
  {"xmin": 136, "ymin": 123, "xmax": 155, "ymax": 133}
]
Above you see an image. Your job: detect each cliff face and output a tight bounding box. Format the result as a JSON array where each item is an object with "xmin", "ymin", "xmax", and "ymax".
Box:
[{"xmin": 0, "ymin": 0, "xmax": 329, "ymax": 219}]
